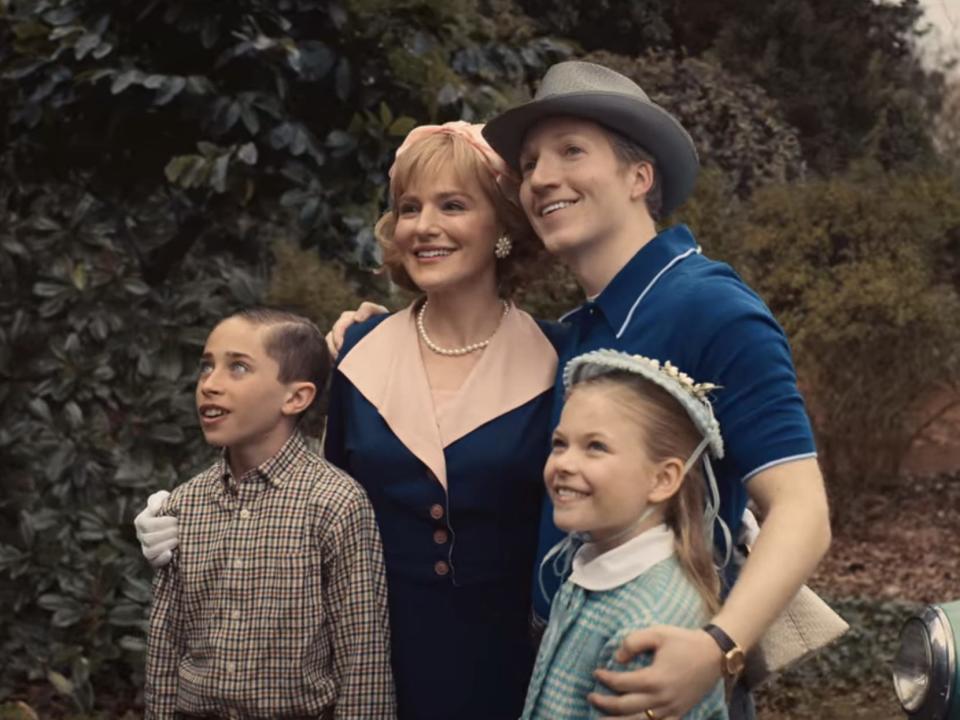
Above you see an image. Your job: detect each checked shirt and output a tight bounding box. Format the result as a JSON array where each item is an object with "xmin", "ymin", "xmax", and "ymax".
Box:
[{"xmin": 144, "ymin": 432, "xmax": 396, "ymax": 719}]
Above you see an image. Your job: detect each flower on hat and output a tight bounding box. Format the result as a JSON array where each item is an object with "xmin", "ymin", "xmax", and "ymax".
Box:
[{"xmin": 633, "ymin": 355, "xmax": 719, "ymax": 401}]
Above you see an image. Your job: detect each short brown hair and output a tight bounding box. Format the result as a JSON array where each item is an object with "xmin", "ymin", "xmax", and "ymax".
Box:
[
  {"xmin": 229, "ymin": 308, "xmax": 331, "ymax": 420},
  {"xmin": 375, "ymin": 131, "xmax": 546, "ymax": 296},
  {"xmin": 604, "ymin": 128, "xmax": 664, "ymax": 222}
]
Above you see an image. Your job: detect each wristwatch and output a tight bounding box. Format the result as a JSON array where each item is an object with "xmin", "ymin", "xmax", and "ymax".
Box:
[{"xmin": 702, "ymin": 623, "xmax": 746, "ymax": 678}]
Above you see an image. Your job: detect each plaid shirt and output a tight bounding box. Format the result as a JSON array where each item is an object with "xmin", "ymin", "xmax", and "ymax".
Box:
[{"xmin": 144, "ymin": 432, "xmax": 396, "ymax": 719}]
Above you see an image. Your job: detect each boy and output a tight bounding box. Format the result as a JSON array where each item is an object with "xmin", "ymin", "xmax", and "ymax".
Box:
[{"xmin": 144, "ymin": 308, "xmax": 395, "ymax": 719}]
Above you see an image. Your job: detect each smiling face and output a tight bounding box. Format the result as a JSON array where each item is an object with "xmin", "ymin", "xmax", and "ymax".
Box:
[
  {"xmin": 196, "ymin": 317, "xmax": 302, "ymax": 469},
  {"xmin": 392, "ymin": 165, "xmax": 501, "ymax": 296},
  {"xmin": 518, "ymin": 116, "xmax": 649, "ymax": 261},
  {"xmin": 545, "ymin": 382, "xmax": 679, "ymax": 552}
]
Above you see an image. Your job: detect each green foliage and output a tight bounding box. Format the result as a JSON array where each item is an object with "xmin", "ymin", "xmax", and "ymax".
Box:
[
  {"xmin": 0, "ymin": 180, "xmax": 264, "ymax": 704},
  {"xmin": 676, "ymin": 0, "xmax": 940, "ymax": 173},
  {"xmin": 585, "ymin": 50, "xmax": 805, "ymax": 196},
  {"xmin": 266, "ymin": 241, "xmax": 367, "ymax": 332},
  {"xmin": 515, "ymin": 0, "xmax": 674, "ymax": 55},
  {"xmin": 757, "ymin": 597, "xmax": 917, "ymax": 717},
  {"xmin": 703, "ymin": 165, "xmax": 960, "ymax": 501},
  {"xmin": 0, "ymin": 0, "xmax": 570, "ymax": 269}
]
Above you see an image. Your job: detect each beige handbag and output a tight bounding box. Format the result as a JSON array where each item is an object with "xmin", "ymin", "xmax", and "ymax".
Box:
[
  {"xmin": 737, "ymin": 510, "xmax": 850, "ymax": 689},
  {"xmin": 743, "ymin": 582, "xmax": 850, "ymax": 688}
]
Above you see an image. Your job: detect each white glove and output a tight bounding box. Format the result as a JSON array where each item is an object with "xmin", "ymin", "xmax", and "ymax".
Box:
[
  {"xmin": 134, "ymin": 490, "xmax": 178, "ymax": 568},
  {"xmin": 739, "ymin": 506, "xmax": 761, "ymax": 546}
]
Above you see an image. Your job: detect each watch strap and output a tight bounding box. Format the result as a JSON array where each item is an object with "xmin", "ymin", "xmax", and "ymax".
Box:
[{"xmin": 702, "ymin": 623, "xmax": 737, "ymax": 654}]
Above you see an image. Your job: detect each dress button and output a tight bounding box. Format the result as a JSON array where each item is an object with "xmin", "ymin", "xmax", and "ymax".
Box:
[
  {"xmin": 429, "ymin": 503, "xmax": 444, "ymax": 520},
  {"xmin": 233, "ymin": 559, "xmax": 243, "ymax": 569},
  {"xmin": 434, "ymin": 560, "xmax": 449, "ymax": 576},
  {"xmin": 225, "ymin": 661, "xmax": 236, "ymax": 673},
  {"xmin": 239, "ymin": 508, "xmax": 251, "ymax": 520},
  {"xmin": 433, "ymin": 528, "xmax": 449, "ymax": 544},
  {"xmin": 231, "ymin": 609, "xmax": 241, "ymax": 621}
]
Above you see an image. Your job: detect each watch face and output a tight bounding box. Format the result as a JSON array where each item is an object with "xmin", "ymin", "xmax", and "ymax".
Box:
[{"xmin": 726, "ymin": 649, "xmax": 746, "ymax": 676}]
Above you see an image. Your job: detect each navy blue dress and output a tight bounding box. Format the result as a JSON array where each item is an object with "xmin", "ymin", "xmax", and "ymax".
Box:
[{"xmin": 324, "ymin": 305, "xmax": 566, "ymax": 720}]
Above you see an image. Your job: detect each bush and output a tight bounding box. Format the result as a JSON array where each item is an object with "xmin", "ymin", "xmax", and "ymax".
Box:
[
  {"xmin": 703, "ymin": 164, "xmax": 960, "ymax": 502},
  {"xmin": 0, "ymin": 181, "xmax": 265, "ymax": 711}
]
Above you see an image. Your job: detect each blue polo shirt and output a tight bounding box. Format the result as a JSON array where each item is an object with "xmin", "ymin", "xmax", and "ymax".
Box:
[{"xmin": 534, "ymin": 224, "xmax": 817, "ymax": 618}]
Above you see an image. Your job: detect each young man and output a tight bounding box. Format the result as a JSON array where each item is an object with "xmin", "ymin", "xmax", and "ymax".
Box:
[
  {"xmin": 144, "ymin": 308, "xmax": 395, "ymax": 720},
  {"xmin": 480, "ymin": 61, "xmax": 830, "ymax": 720}
]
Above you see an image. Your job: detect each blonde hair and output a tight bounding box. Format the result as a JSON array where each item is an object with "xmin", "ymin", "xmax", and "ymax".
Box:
[
  {"xmin": 375, "ymin": 132, "xmax": 545, "ymax": 296},
  {"xmin": 571, "ymin": 372, "xmax": 721, "ymax": 614}
]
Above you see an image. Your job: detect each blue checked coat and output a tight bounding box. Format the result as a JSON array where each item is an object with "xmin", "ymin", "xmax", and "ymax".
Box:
[{"xmin": 521, "ymin": 556, "xmax": 728, "ymax": 720}]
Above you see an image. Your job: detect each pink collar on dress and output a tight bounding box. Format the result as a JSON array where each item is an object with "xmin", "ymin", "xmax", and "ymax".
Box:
[{"xmin": 338, "ymin": 301, "xmax": 557, "ymax": 489}]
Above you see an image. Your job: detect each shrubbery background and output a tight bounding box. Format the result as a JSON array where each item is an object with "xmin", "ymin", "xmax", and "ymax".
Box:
[{"xmin": 1, "ymin": 0, "xmax": 958, "ymax": 715}]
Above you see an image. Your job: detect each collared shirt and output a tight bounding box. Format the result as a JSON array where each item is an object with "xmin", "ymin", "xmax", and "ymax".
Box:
[
  {"xmin": 534, "ymin": 224, "xmax": 817, "ymax": 617},
  {"xmin": 144, "ymin": 432, "xmax": 396, "ymax": 720},
  {"xmin": 569, "ymin": 524, "xmax": 676, "ymax": 591},
  {"xmin": 522, "ymin": 528, "xmax": 727, "ymax": 720}
]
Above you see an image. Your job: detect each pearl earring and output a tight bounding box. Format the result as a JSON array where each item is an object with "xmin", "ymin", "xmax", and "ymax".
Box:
[{"xmin": 494, "ymin": 235, "xmax": 512, "ymax": 259}]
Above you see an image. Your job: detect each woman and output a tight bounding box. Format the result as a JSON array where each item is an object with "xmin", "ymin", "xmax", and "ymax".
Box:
[
  {"xmin": 138, "ymin": 122, "xmax": 566, "ymax": 720},
  {"xmin": 323, "ymin": 121, "xmax": 565, "ymax": 719}
]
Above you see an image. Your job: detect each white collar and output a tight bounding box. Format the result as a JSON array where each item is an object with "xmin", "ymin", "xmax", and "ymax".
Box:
[{"xmin": 568, "ymin": 524, "xmax": 676, "ymax": 591}]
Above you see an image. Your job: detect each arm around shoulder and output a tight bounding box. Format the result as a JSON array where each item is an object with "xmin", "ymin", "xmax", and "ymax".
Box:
[{"xmin": 714, "ymin": 457, "xmax": 831, "ymax": 651}]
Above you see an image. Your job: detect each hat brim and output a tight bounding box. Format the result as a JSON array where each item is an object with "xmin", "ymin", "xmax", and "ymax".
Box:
[{"xmin": 483, "ymin": 92, "xmax": 699, "ymax": 216}]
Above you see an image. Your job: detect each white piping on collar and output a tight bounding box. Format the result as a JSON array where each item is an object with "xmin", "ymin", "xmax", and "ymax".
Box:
[
  {"xmin": 568, "ymin": 524, "xmax": 676, "ymax": 591},
  {"xmin": 556, "ymin": 247, "xmax": 701, "ymax": 328},
  {"xmin": 616, "ymin": 247, "xmax": 700, "ymax": 338}
]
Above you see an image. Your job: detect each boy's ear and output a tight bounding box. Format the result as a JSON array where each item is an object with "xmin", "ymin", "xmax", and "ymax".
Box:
[
  {"xmin": 629, "ymin": 161, "xmax": 655, "ymax": 203},
  {"xmin": 647, "ymin": 457, "xmax": 685, "ymax": 504},
  {"xmin": 281, "ymin": 381, "xmax": 317, "ymax": 417}
]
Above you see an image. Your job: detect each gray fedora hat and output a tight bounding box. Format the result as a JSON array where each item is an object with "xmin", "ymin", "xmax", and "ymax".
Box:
[{"xmin": 483, "ymin": 61, "xmax": 699, "ymax": 216}]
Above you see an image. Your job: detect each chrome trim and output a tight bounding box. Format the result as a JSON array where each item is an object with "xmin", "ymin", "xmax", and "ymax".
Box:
[{"xmin": 906, "ymin": 605, "xmax": 956, "ymax": 719}]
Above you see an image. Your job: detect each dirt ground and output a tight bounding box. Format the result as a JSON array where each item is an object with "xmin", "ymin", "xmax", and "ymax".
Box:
[{"xmin": 756, "ymin": 404, "xmax": 960, "ymax": 719}]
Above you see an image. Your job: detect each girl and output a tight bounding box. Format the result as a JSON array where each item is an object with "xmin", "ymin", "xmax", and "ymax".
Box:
[{"xmin": 521, "ymin": 348, "xmax": 728, "ymax": 720}]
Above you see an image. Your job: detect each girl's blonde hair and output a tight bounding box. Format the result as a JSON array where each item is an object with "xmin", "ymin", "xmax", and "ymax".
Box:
[
  {"xmin": 375, "ymin": 132, "xmax": 545, "ymax": 296},
  {"xmin": 572, "ymin": 372, "xmax": 721, "ymax": 614}
]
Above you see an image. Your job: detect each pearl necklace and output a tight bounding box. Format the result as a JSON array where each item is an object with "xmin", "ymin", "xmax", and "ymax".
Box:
[{"xmin": 416, "ymin": 299, "xmax": 510, "ymax": 356}]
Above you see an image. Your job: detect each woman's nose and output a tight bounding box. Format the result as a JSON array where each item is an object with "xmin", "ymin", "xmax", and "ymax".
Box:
[{"xmin": 414, "ymin": 205, "xmax": 441, "ymax": 236}]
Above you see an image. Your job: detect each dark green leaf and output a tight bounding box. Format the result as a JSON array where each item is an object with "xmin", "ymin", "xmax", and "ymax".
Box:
[
  {"xmin": 74, "ymin": 34, "xmax": 101, "ymax": 60},
  {"xmin": 149, "ymin": 424, "xmax": 184, "ymax": 444},
  {"xmin": 237, "ymin": 142, "xmax": 258, "ymax": 165},
  {"xmin": 111, "ymin": 70, "xmax": 142, "ymax": 94},
  {"xmin": 123, "ymin": 278, "xmax": 150, "ymax": 296},
  {"xmin": 155, "ymin": 76, "xmax": 186, "ymax": 105},
  {"xmin": 33, "ymin": 281, "xmax": 67, "ymax": 298},
  {"xmin": 334, "ymin": 58, "xmax": 351, "ymax": 101},
  {"xmin": 388, "ymin": 116, "xmax": 417, "ymax": 137},
  {"xmin": 210, "ymin": 155, "xmax": 229, "ymax": 193}
]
